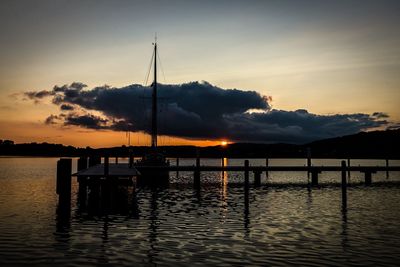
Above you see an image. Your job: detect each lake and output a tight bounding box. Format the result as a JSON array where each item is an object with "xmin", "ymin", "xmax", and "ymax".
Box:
[{"xmin": 0, "ymin": 157, "xmax": 399, "ymax": 266}]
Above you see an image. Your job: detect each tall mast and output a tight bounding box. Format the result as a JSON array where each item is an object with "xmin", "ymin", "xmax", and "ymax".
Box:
[{"xmin": 151, "ymin": 39, "xmax": 157, "ymax": 149}]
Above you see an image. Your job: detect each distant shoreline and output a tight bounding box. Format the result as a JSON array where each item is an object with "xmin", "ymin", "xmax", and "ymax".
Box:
[{"xmin": 1, "ymin": 129, "xmax": 399, "ymax": 159}]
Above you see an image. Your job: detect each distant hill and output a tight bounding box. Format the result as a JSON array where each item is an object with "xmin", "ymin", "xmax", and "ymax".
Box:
[
  {"xmin": 0, "ymin": 129, "xmax": 399, "ymax": 159},
  {"xmin": 306, "ymin": 129, "xmax": 400, "ymax": 159}
]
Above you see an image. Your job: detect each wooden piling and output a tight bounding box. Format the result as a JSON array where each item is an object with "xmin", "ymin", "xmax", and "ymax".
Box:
[
  {"xmin": 254, "ymin": 170, "xmax": 261, "ymax": 187},
  {"xmin": 362, "ymin": 171, "xmax": 374, "ymax": 186},
  {"xmin": 265, "ymin": 157, "xmax": 269, "ymax": 178},
  {"xmin": 244, "ymin": 160, "xmax": 249, "ymax": 190},
  {"xmin": 311, "ymin": 170, "xmax": 320, "ymax": 186},
  {"xmin": 196, "ymin": 150, "xmax": 200, "ymax": 166},
  {"xmin": 386, "ymin": 159, "xmax": 389, "ymax": 179},
  {"xmin": 104, "ymin": 156, "xmax": 109, "ymax": 176},
  {"xmin": 341, "ymin": 160, "xmax": 347, "ymax": 209},
  {"xmin": 56, "ymin": 158, "xmax": 72, "ymax": 200},
  {"xmin": 244, "ymin": 182, "xmax": 249, "ymax": 229},
  {"xmin": 306, "ymin": 147, "xmax": 311, "ymax": 178},
  {"xmin": 115, "ymin": 156, "xmax": 118, "ymax": 164},
  {"xmin": 365, "ymin": 172, "xmax": 372, "ymax": 185}
]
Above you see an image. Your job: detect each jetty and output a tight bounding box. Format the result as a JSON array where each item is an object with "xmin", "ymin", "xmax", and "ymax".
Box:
[
  {"xmin": 65, "ymin": 156, "xmax": 400, "ymax": 183},
  {"xmin": 52, "ymin": 154, "xmax": 399, "ymax": 222},
  {"xmin": 56, "ymin": 155, "xmax": 399, "ymax": 198}
]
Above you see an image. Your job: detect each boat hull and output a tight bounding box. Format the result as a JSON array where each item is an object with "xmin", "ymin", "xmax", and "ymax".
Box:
[{"xmin": 135, "ymin": 152, "xmax": 169, "ymax": 187}]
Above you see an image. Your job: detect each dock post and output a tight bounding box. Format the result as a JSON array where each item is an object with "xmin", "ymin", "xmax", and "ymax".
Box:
[
  {"xmin": 104, "ymin": 156, "xmax": 109, "ymax": 176},
  {"xmin": 306, "ymin": 147, "xmax": 311, "ymax": 178},
  {"xmin": 311, "ymin": 169, "xmax": 320, "ymax": 186},
  {"xmin": 341, "ymin": 161, "xmax": 347, "ymax": 210},
  {"xmin": 194, "ymin": 152, "xmax": 200, "ymax": 188},
  {"xmin": 56, "ymin": 158, "xmax": 72, "ymax": 201},
  {"xmin": 265, "ymin": 157, "xmax": 269, "ymax": 178},
  {"xmin": 254, "ymin": 170, "xmax": 261, "ymax": 187},
  {"xmin": 115, "ymin": 156, "xmax": 118, "ymax": 164},
  {"xmin": 56, "ymin": 159, "xmax": 72, "ymax": 230},
  {"xmin": 244, "ymin": 160, "xmax": 250, "ymax": 224},
  {"xmin": 244, "ymin": 160, "xmax": 249, "ymax": 190},
  {"xmin": 363, "ymin": 171, "xmax": 373, "ymax": 186},
  {"xmin": 196, "ymin": 149, "xmax": 200, "ymax": 167},
  {"xmin": 347, "ymin": 158, "xmax": 351, "ymax": 179},
  {"xmin": 386, "ymin": 159, "xmax": 389, "ymax": 179}
]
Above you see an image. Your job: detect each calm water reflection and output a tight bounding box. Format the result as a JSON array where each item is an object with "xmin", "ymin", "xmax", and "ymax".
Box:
[{"xmin": 1, "ymin": 157, "xmax": 400, "ymax": 266}]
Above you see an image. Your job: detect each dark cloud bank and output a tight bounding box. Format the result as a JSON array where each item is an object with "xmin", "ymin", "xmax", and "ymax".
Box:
[{"xmin": 25, "ymin": 81, "xmax": 390, "ymax": 144}]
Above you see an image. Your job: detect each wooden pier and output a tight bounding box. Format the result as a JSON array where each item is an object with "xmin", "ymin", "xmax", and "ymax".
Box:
[
  {"xmin": 64, "ymin": 157, "xmax": 400, "ymax": 185},
  {"xmin": 55, "ymin": 156, "xmax": 399, "ymax": 215}
]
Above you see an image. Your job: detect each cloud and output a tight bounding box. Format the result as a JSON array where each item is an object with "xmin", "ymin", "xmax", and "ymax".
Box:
[
  {"xmin": 24, "ymin": 90, "xmax": 54, "ymax": 99},
  {"xmin": 60, "ymin": 104, "xmax": 74, "ymax": 111},
  {"xmin": 223, "ymin": 109, "xmax": 388, "ymax": 143},
  {"xmin": 44, "ymin": 114, "xmax": 59, "ymax": 125},
  {"xmin": 27, "ymin": 81, "xmax": 391, "ymax": 143},
  {"xmin": 387, "ymin": 123, "xmax": 400, "ymax": 130},
  {"xmin": 64, "ymin": 114, "xmax": 108, "ymax": 129},
  {"xmin": 372, "ymin": 112, "xmax": 389, "ymax": 119}
]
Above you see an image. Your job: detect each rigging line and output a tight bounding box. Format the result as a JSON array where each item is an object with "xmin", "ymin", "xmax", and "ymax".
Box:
[
  {"xmin": 141, "ymin": 50, "xmax": 154, "ymax": 144},
  {"xmin": 143, "ymin": 47, "xmax": 156, "ymax": 146},
  {"xmin": 144, "ymin": 49, "xmax": 155, "ymax": 86},
  {"xmin": 156, "ymin": 48, "xmax": 167, "ymax": 146},
  {"xmin": 156, "ymin": 50, "xmax": 167, "ymax": 84},
  {"xmin": 140, "ymin": 87, "xmax": 145, "ymax": 142}
]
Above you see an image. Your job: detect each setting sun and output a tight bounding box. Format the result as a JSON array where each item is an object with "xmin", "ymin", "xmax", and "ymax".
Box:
[{"xmin": 221, "ymin": 141, "xmax": 228, "ymax": 146}]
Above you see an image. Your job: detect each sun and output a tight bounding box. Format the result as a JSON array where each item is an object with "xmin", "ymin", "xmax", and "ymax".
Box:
[{"xmin": 221, "ymin": 140, "xmax": 228, "ymax": 146}]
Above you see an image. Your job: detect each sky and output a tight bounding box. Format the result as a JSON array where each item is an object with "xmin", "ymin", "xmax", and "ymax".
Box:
[{"xmin": 0, "ymin": 0, "xmax": 399, "ymax": 147}]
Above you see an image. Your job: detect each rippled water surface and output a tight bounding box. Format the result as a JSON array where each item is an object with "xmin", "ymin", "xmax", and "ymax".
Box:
[{"xmin": 0, "ymin": 157, "xmax": 400, "ymax": 266}]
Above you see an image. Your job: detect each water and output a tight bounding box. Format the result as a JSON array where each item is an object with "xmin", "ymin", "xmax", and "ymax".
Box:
[{"xmin": 0, "ymin": 157, "xmax": 400, "ymax": 266}]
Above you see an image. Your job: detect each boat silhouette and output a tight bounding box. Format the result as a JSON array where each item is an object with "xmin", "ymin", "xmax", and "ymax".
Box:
[{"xmin": 135, "ymin": 38, "xmax": 169, "ymax": 186}]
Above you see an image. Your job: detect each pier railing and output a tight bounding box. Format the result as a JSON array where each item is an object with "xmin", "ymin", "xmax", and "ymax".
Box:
[{"xmin": 68, "ymin": 156, "xmax": 400, "ymax": 184}]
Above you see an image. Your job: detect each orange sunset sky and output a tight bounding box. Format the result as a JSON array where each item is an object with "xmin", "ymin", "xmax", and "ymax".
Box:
[{"xmin": 0, "ymin": 0, "xmax": 399, "ymax": 147}]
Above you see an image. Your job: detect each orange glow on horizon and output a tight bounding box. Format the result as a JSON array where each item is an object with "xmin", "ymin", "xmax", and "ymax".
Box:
[{"xmin": 0, "ymin": 120, "xmax": 227, "ymax": 148}]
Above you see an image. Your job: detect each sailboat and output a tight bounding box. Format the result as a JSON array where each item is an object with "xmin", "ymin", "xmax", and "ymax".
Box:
[{"xmin": 135, "ymin": 39, "xmax": 170, "ymax": 186}]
